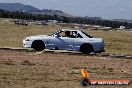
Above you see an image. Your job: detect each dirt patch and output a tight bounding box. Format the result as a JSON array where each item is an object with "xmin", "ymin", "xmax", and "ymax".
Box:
[{"xmin": 0, "ymin": 49, "xmax": 132, "ymax": 88}]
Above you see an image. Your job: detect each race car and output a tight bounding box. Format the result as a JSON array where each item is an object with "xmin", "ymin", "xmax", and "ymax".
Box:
[{"xmin": 23, "ymin": 29, "xmax": 105, "ymax": 53}]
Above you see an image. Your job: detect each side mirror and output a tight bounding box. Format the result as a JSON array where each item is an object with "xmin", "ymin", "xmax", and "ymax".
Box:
[{"xmin": 53, "ymin": 34, "xmax": 61, "ymax": 37}]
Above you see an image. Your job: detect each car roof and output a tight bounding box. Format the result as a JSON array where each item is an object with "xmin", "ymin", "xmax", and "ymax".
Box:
[{"xmin": 61, "ymin": 29, "xmax": 80, "ymax": 32}]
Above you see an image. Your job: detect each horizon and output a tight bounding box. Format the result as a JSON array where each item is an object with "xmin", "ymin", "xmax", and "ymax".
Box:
[{"xmin": 0, "ymin": 0, "xmax": 132, "ymax": 20}]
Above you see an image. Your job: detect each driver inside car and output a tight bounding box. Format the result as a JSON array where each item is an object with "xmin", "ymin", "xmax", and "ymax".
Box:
[{"xmin": 65, "ymin": 31, "xmax": 71, "ymax": 37}]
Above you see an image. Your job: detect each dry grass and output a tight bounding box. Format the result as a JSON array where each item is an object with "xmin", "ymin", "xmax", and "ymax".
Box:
[
  {"xmin": 0, "ymin": 21, "xmax": 132, "ymax": 54},
  {"xmin": 84, "ymin": 30, "xmax": 132, "ymax": 54},
  {"xmin": 0, "ymin": 20, "xmax": 132, "ymax": 88},
  {"xmin": 0, "ymin": 21, "xmax": 61, "ymax": 48}
]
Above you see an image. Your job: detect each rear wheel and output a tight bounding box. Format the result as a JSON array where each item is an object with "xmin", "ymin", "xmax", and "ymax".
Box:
[
  {"xmin": 32, "ymin": 40, "xmax": 45, "ymax": 51},
  {"xmin": 80, "ymin": 43, "xmax": 94, "ymax": 54}
]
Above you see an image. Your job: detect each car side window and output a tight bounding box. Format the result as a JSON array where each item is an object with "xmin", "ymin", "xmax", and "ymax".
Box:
[
  {"xmin": 55, "ymin": 31, "xmax": 83, "ymax": 38},
  {"xmin": 57, "ymin": 31, "xmax": 72, "ymax": 38},
  {"xmin": 71, "ymin": 31, "xmax": 83, "ymax": 38},
  {"xmin": 64, "ymin": 31, "xmax": 72, "ymax": 37},
  {"xmin": 58, "ymin": 31, "xmax": 66, "ymax": 37}
]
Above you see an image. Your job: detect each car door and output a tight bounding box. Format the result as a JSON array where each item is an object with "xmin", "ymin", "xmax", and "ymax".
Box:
[
  {"xmin": 49, "ymin": 36, "xmax": 73, "ymax": 50},
  {"xmin": 71, "ymin": 31, "xmax": 84, "ymax": 51},
  {"xmin": 48, "ymin": 31, "xmax": 74, "ymax": 50}
]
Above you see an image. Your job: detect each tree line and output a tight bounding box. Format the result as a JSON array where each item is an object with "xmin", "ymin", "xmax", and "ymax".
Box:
[{"xmin": 0, "ymin": 9, "xmax": 132, "ymax": 28}]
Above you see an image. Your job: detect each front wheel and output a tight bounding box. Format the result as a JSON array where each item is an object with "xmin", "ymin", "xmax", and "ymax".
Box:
[{"xmin": 32, "ymin": 40, "xmax": 45, "ymax": 51}]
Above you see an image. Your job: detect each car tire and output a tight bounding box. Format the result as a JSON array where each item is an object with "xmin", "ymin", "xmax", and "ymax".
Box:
[
  {"xmin": 32, "ymin": 40, "xmax": 45, "ymax": 51},
  {"xmin": 80, "ymin": 43, "xmax": 94, "ymax": 54}
]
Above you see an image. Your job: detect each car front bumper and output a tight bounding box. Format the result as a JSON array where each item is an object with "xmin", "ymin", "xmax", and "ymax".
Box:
[{"xmin": 23, "ymin": 40, "xmax": 32, "ymax": 48}]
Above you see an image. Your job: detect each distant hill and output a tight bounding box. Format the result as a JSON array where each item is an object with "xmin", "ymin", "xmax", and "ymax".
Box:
[
  {"xmin": 26, "ymin": 9, "xmax": 74, "ymax": 17},
  {"xmin": 0, "ymin": 3, "xmax": 74, "ymax": 17},
  {"xmin": 0, "ymin": 3, "xmax": 39, "ymax": 11},
  {"xmin": 111, "ymin": 19, "xmax": 132, "ymax": 23}
]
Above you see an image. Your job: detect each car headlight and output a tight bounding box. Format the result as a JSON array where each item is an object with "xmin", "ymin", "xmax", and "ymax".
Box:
[{"xmin": 25, "ymin": 38, "xmax": 30, "ymax": 41}]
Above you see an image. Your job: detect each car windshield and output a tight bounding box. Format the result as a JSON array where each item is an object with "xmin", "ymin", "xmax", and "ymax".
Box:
[
  {"xmin": 50, "ymin": 30, "xmax": 62, "ymax": 36},
  {"xmin": 81, "ymin": 31, "xmax": 93, "ymax": 38}
]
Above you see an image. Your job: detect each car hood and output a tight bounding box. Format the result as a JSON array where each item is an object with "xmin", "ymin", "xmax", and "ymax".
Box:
[
  {"xmin": 30, "ymin": 35, "xmax": 48, "ymax": 37},
  {"xmin": 25, "ymin": 35, "xmax": 50, "ymax": 40}
]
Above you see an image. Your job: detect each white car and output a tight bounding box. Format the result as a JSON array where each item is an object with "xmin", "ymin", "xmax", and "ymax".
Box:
[{"xmin": 23, "ymin": 29, "xmax": 105, "ymax": 53}]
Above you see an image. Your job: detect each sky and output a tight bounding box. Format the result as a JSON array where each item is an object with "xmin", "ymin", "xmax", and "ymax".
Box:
[{"xmin": 0, "ymin": 0, "xmax": 132, "ymax": 19}]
